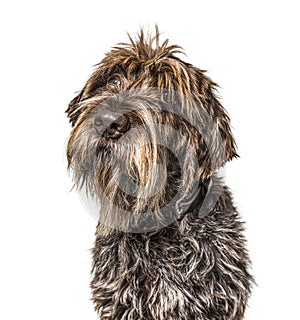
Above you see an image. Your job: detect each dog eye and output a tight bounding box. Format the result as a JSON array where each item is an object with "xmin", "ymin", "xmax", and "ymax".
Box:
[
  {"xmin": 106, "ymin": 77, "xmax": 122, "ymax": 92},
  {"xmin": 161, "ymin": 90, "xmax": 172, "ymax": 104}
]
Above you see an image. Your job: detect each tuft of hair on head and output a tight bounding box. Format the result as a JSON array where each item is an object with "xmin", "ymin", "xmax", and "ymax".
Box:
[{"xmin": 108, "ymin": 25, "xmax": 184, "ymax": 66}]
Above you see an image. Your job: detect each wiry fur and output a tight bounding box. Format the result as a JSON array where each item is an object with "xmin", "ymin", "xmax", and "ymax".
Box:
[{"xmin": 66, "ymin": 28, "xmax": 253, "ymax": 319}]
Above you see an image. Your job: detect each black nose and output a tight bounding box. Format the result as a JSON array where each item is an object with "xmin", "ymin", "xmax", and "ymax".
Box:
[{"xmin": 94, "ymin": 110, "xmax": 130, "ymax": 138}]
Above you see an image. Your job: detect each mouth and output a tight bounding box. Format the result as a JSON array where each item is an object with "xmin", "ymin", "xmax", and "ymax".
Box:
[{"xmin": 97, "ymin": 136, "xmax": 120, "ymax": 148}]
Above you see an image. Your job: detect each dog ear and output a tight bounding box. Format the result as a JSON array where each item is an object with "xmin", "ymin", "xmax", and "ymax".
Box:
[
  {"xmin": 193, "ymin": 68, "xmax": 238, "ymax": 179},
  {"xmin": 65, "ymin": 89, "xmax": 85, "ymax": 126},
  {"xmin": 66, "ymin": 67, "xmax": 108, "ymax": 126}
]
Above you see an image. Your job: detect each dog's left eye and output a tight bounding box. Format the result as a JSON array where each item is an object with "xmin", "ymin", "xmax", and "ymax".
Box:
[{"xmin": 106, "ymin": 77, "xmax": 122, "ymax": 92}]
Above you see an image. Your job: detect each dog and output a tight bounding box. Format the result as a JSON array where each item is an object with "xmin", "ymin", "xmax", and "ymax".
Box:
[{"xmin": 66, "ymin": 27, "xmax": 253, "ymax": 320}]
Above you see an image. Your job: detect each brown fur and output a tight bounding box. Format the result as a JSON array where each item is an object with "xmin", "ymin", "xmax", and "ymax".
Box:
[{"xmin": 66, "ymin": 27, "xmax": 253, "ymax": 319}]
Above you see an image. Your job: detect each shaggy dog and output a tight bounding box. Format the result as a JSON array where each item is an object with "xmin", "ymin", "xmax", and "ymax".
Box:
[{"xmin": 66, "ymin": 28, "xmax": 253, "ymax": 319}]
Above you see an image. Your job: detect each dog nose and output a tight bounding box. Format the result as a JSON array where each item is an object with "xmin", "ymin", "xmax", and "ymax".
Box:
[{"xmin": 94, "ymin": 110, "xmax": 130, "ymax": 138}]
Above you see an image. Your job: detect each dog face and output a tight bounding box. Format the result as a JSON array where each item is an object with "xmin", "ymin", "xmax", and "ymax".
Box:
[{"xmin": 66, "ymin": 28, "xmax": 237, "ymax": 234}]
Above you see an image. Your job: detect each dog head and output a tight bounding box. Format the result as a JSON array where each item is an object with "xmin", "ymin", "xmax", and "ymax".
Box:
[{"xmin": 66, "ymin": 28, "xmax": 237, "ymax": 234}]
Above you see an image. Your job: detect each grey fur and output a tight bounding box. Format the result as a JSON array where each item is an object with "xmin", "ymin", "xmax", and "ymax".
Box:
[{"xmin": 66, "ymin": 28, "xmax": 254, "ymax": 319}]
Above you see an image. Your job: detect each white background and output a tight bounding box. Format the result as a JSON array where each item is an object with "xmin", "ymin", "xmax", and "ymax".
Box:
[{"xmin": 0, "ymin": 1, "xmax": 299, "ymax": 319}]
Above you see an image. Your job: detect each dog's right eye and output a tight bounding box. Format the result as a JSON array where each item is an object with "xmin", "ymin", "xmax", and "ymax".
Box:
[
  {"xmin": 106, "ymin": 77, "xmax": 122, "ymax": 92},
  {"xmin": 161, "ymin": 90, "xmax": 172, "ymax": 104}
]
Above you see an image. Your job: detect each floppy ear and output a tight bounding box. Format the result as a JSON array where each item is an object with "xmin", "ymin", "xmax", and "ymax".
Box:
[
  {"xmin": 193, "ymin": 68, "xmax": 238, "ymax": 180},
  {"xmin": 65, "ymin": 90, "xmax": 85, "ymax": 126},
  {"xmin": 65, "ymin": 66, "xmax": 108, "ymax": 126}
]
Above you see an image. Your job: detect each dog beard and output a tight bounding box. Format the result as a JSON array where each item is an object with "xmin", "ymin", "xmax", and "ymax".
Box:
[{"xmin": 67, "ymin": 89, "xmax": 219, "ymax": 234}]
